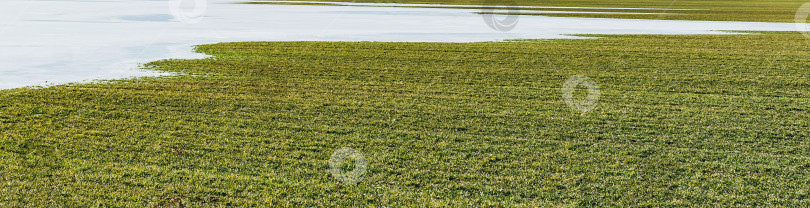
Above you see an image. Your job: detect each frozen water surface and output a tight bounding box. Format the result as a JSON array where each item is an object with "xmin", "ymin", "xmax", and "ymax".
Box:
[{"xmin": 0, "ymin": 0, "xmax": 807, "ymax": 89}]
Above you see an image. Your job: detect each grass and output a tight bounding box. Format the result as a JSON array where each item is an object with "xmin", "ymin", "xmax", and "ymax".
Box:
[
  {"xmin": 258, "ymin": 0, "xmax": 810, "ymax": 22},
  {"xmin": 2, "ymin": 31, "xmax": 810, "ymax": 206}
]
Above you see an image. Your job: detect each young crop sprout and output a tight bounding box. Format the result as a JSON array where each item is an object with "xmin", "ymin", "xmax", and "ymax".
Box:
[
  {"xmin": 562, "ymin": 75, "xmax": 601, "ymax": 113},
  {"xmin": 329, "ymin": 147, "xmax": 367, "ymax": 185}
]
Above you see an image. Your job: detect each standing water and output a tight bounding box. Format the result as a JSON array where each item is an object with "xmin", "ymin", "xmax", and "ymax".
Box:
[{"xmin": 0, "ymin": 0, "xmax": 806, "ymax": 89}]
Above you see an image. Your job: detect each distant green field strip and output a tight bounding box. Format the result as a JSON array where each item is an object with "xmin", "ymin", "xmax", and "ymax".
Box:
[{"xmin": 255, "ymin": 0, "xmax": 809, "ymax": 22}]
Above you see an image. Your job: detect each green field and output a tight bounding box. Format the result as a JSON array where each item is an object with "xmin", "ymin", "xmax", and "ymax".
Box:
[
  {"xmin": 5, "ymin": 0, "xmax": 810, "ymax": 206},
  {"xmin": 2, "ymin": 31, "xmax": 810, "ymax": 206},
  {"xmin": 260, "ymin": 0, "xmax": 809, "ymax": 22}
]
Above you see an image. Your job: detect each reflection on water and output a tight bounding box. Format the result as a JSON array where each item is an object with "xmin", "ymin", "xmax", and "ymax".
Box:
[{"xmin": 120, "ymin": 14, "xmax": 175, "ymax": 22}]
